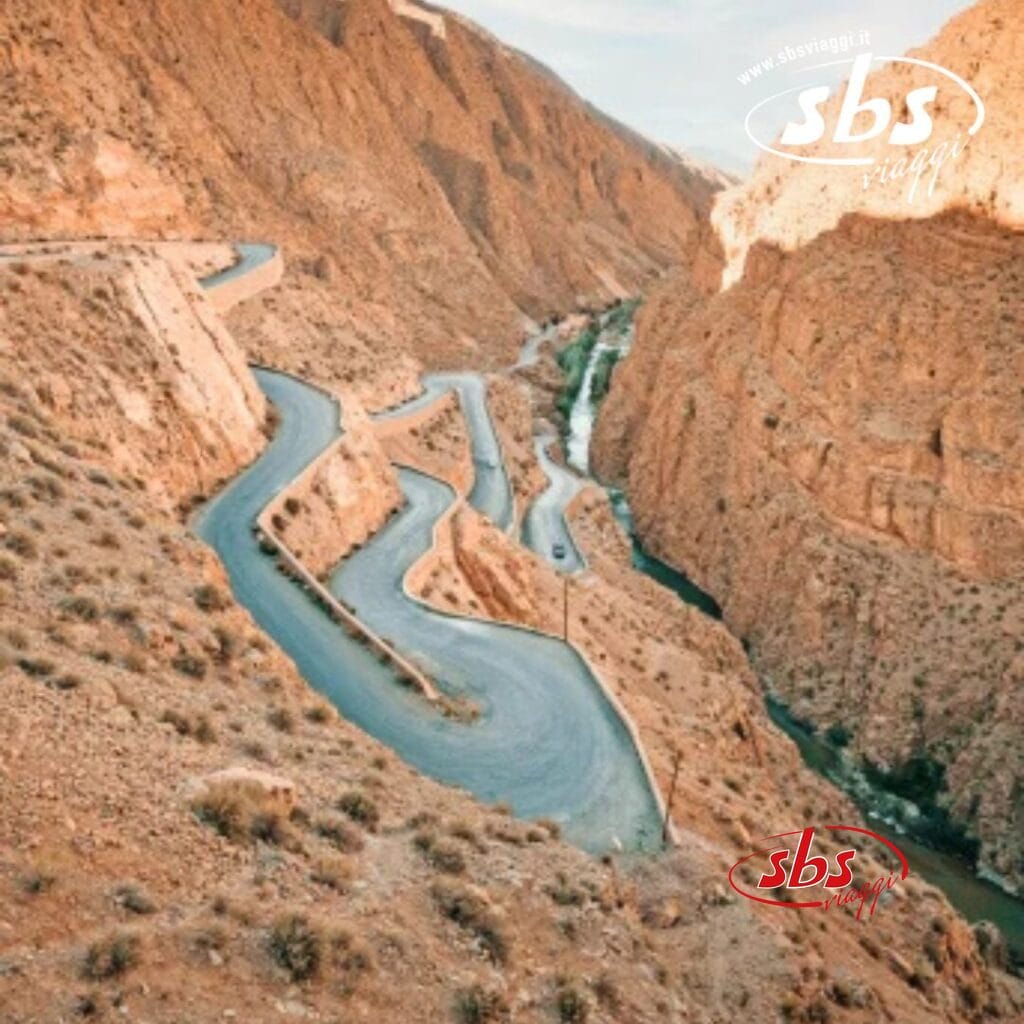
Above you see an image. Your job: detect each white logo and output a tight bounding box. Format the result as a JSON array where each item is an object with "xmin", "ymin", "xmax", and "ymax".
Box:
[{"xmin": 745, "ymin": 53, "xmax": 985, "ymax": 168}]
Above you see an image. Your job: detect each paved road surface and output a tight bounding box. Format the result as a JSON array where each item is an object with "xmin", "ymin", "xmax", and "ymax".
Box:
[
  {"xmin": 521, "ymin": 432, "xmax": 585, "ymax": 572},
  {"xmin": 376, "ymin": 372, "xmax": 512, "ymax": 531},
  {"xmin": 196, "ymin": 368, "xmax": 662, "ymax": 852}
]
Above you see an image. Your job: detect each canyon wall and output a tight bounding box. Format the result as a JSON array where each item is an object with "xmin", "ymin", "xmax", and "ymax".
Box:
[
  {"xmin": 262, "ymin": 393, "xmax": 403, "ymax": 577},
  {"xmin": 0, "ymin": 0, "xmax": 721, "ymax": 370},
  {"xmin": 714, "ymin": 0, "xmax": 1024, "ymax": 285},
  {"xmin": 0, "ymin": 246, "xmax": 266, "ymax": 511},
  {"xmin": 595, "ymin": 0, "xmax": 1024, "ymax": 888}
]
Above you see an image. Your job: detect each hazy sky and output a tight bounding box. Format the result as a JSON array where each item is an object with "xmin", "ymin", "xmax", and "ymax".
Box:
[{"xmin": 436, "ymin": 0, "xmax": 971, "ymax": 175}]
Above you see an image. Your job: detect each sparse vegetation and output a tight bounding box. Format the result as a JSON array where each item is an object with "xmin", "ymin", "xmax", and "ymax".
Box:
[
  {"xmin": 60, "ymin": 595, "xmax": 100, "ymax": 621},
  {"xmin": 310, "ymin": 854, "xmax": 353, "ymax": 891},
  {"xmin": 414, "ymin": 831, "xmax": 467, "ymax": 874},
  {"xmin": 267, "ymin": 706, "xmax": 295, "ymax": 733},
  {"xmin": 556, "ymin": 984, "xmax": 589, "ymax": 1023},
  {"xmin": 544, "ymin": 873, "xmax": 586, "ymax": 907},
  {"xmin": 588, "ymin": 347, "xmax": 621, "ymax": 404},
  {"xmin": 112, "ymin": 883, "xmax": 156, "ymax": 916},
  {"xmin": 18, "ymin": 656, "xmax": 55, "ymax": 678},
  {"xmin": 19, "ymin": 869, "xmax": 55, "ymax": 894},
  {"xmin": 171, "ymin": 652, "xmax": 207, "ymax": 679},
  {"xmin": 555, "ymin": 320, "xmax": 600, "ymax": 420},
  {"xmin": 268, "ymin": 914, "xmax": 321, "ymax": 981},
  {"xmin": 314, "ymin": 814, "xmax": 365, "ymax": 853},
  {"xmin": 4, "ymin": 531, "xmax": 38, "ymax": 560},
  {"xmin": 454, "ymin": 985, "xmax": 510, "ymax": 1023},
  {"xmin": 304, "ymin": 703, "xmax": 332, "ymax": 723},
  {"xmin": 161, "ymin": 709, "xmax": 217, "ymax": 744},
  {"xmin": 82, "ymin": 932, "xmax": 139, "ymax": 980},
  {"xmin": 337, "ymin": 790, "xmax": 380, "ymax": 830},
  {"xmin": 431, "ymin": 880, "xmax": 508, "ymax": 964},
  {"xmin": 193, "ymin": 584, "xmax": 228, "ymax": 613},
  {"xmin": 192, "ymin": 783, "xmax": 289, "ymax": 846}
]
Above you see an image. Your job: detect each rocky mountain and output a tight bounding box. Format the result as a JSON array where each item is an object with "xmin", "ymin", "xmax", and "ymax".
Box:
[
  {"xmin": 0, "ymin": 0, "xmax": 718, "ymax": 372},
  {"xmin": 2, "ymin": 248, "xmax": 1018, "ymax": 1022},
  {"xmin": 2, "ymin": 0, "xmax": 1023, "ymax": 1019},
  {"xmin": 594, "ymin": 0, "xmax": 1024, "ymax": 889}
]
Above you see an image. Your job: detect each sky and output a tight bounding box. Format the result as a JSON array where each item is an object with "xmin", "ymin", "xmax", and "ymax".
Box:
[{"xmin": 435, "ymin": 0, "xmax": 971, "ymax": 176}]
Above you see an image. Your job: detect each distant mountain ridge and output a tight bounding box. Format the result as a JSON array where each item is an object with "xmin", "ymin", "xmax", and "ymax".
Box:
[{"xmin": 0, "ymin": 0, "xmax": 725, "ymax": 367}]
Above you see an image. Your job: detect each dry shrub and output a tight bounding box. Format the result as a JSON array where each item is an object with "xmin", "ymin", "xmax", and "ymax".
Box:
[
  {"xmin": 83, "ymin": 931, "xmax": 139, "ymax": 980},
  {"xmin": 269, "ymin": 914, "xmax": 321, "ymax": 981},
  {"xmin": 431, "ymin": 881, "xmax": 508, "ymax": 964},
  {"xmin": 192, "ymin": 780, "xmax": 293, "ymax": 847},
  {"xmin": 310, "ymin": 854, "xmax": 354, "ymax": 892}
]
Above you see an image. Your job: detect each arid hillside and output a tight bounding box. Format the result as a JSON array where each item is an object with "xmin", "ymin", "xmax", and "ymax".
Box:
[
  {"xmin": 594, "ymin": 0, "xmax": 1024, "ymax": 892},
  {"xmin": 1, "ymin": 252, "xmax": 1020, "ymax": 1023},
  {"xmin": 0, "ymin": 0, "xmax": 719, "ymax": 369}
]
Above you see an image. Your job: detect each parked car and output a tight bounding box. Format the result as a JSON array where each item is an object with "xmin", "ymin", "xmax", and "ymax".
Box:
[{"xmin": 552, "ymin": 542, "xmax": 567, "ymax": 560}]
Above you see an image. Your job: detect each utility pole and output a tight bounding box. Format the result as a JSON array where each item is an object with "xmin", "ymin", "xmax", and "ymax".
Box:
[{"xmin": 662, "ymin": 748, "xmax": 683, "ymax": 846}]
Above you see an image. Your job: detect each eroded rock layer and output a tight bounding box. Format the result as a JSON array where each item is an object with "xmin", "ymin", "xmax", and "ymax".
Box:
[{"xmin": 596, "ymin": 209, "xmax": 1024, "ymax": 888}]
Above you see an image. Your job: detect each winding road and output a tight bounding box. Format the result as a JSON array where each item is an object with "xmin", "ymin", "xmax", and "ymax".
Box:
[
  {"xmin": 521, "ymin": 431, "xmax": 585, "ymax": 572},
  {"xmin": 377, "ymin": 373, "xmax": 512, "ymax": 532},
  {"xmin": 199, "ymin": 242, "xmax": 278, "ymax": 290},
  {"xmin": 194, "ymin": 250, "xmax": 663, "ymax": 852}
]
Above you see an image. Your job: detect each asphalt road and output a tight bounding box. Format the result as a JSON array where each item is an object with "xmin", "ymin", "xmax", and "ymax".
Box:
[
  {"xmin": 199, "ymin": 242, "xmax": 277, "ymax": 289},
  {"xmin": 521, "ymin": 432, "xmax": 585, "ymax": 572},
  {"xmin": 196, "ymin": 367, "xmax": 662, "ymax": 852},
  {"xmin": 376, "ymin": 372, "xmax": 512, "ymax": 531},
  {"xmin": 512, "ymin": 323, "xmax": 555, "ymax": 371}
]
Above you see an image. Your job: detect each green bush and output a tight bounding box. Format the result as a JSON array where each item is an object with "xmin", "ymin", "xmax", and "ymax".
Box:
[
  {"xmin": 555, "ymin": 322, "xmax": 600, "ymax": 419},
  {"xmin": 588, "ymin": 348, "xmax": 621, "ymax": 404},
  {"xmin": 825, "ymin": 723, "xmax": 851, "ymax": 748}
]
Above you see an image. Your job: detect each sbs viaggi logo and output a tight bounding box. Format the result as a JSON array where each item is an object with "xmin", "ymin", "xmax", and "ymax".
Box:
[
  {"xmin": 743, "ymin": 46, "xmax": 985, "ymax": 202},
  {"xmin": 728, "ymin": 825, "xmax": 910, "ymax": 920}
]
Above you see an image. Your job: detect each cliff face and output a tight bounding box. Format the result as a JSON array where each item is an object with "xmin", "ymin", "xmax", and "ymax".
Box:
[
  {"xmin": 0, "ymin": 0, "xmax": 719, "ymax": 369},
  {"xmin": 594, "ymin": 0, "xmax": 1024, "ymax": 887},
  {"xmin": 0, "ymin": 245, "xmax": 266, "ymax": 511},
  {"xmin": 262, "ymin": 393, "xmax": 403, "ymax": 577}
]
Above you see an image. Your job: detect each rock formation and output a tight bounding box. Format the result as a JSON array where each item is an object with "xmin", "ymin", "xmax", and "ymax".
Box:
[
  {"xmin": 0, "ymin": 0, "xmax": 720, "ymax": 369},
  {"xmin": 595, "ymin": 0, "xmax": 1024, "ymax": 888}
]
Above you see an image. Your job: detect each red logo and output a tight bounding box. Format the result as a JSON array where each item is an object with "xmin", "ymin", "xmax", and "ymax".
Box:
[{"xmin": 728, "ymin": 825, "xmax": 909, "ymax": 919}]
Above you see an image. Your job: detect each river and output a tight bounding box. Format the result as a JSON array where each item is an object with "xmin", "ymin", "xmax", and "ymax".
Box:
[{"xmin": 545, "ymin": 317, "xmax": 1024, "ymax": 963}]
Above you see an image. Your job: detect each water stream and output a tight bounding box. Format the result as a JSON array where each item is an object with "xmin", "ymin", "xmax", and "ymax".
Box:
[{"xmin": 546, "ymin": 316, "xmax": 1024, "ymax": 960}]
